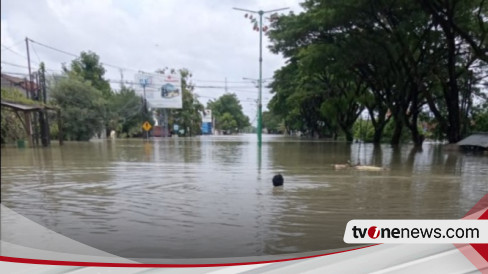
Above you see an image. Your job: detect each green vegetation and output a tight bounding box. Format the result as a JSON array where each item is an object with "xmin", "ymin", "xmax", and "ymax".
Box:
[
  {"xmin": 207, "ymin": 93, "xmax": 250, "ymax": 134},
  {"xmin": 106, "ymin": 86, "xmax": 149, "ymax": 138},
  {"xmin": 0, "ymin": 51, "xmax": 210, "ymax": 143},
  {"xmin": 0, "ymin": 88, "xmax": 37, "ymax": 144},
  {"xmin": 262, "ymin": 111, "xmax": 284, "ymax": 134},
  {"xmin": 168, "ymin": 69, "xmax": 205, "ymax": 137},
  {"xmin": 267, "ymin": 0, "xmax": 487, "ymax": 144},
  {"xmin": 48, "ymin": 52, "xmax": 209, "ymax": 140},
  {"xmin": 51, "ymin": 77, "xmax": 105, "ymax": 141}
]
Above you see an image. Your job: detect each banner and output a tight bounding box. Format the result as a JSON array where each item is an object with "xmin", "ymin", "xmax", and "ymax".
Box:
[
  {"xmin": 134, "ymin": 72, "xmax": 182, "ymax": 109},
  {"xmin": 201, "ymin": 109, "xmax": 212, "ymax": 123}
]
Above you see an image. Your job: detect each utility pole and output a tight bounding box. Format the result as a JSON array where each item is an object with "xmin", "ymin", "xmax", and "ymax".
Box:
[
  {"xmin": 233, "ymin": 7, "xmax": 289, "ymax": 146},
  {"xmin": 120, "ymin": 68, "xmax": 125, "ymax": 89},
  {"xmin": 25, "ymin": 37, "xmax": 33, "ymax": 99},
  {"xmin": 139, "ymin": 75, "xmax": 150, "ymax": 140}
]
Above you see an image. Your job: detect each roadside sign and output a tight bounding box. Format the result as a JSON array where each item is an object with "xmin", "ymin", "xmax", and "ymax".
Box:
[{"xmin": 142, "ymin": 121, "xmax": 152, "ymax": 131}]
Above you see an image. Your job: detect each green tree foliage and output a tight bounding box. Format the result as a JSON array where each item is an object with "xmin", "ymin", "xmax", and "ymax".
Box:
[
  {"xmin": 108, "ymin": 86, "xmax": 150, "ymax": 138},
  {"xmin": 1, "ymin": 88, "xmax": 38, "ymax": 144},
  {"xmin": 169, "ymin": 69, "xmax": 204, "ymax": 137},
  {"xmin": 262, "ymin": 111, "xmax": 283, "ymax": 134},
  {"xmin": 471, "ymin": 98, "xmax": 488, "ymax": 132},
  {"xmin": 51, "ymin": 77, "xmax": 104, "ymax": 141},
  {"xmin": 207, "ymin": 93, "xmax": 250, "ymax": 133},
  {"xmin": 218, "ymin": 112, "xmax": 238, "ymax": 132},
  {"xmin": 267, "ymin": 0, "xmax": 487, "ymax": 144},
  {"xmin": 66, "ymin": 51, "xmax": 112, "ymax": 97},
  {"xmin": 64, "ymin": 51, "xmax": 114, "ymax": 136}
]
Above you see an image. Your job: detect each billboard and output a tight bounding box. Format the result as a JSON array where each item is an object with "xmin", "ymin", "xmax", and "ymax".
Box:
[
  {"xmin": 134, "ymin": 72, "xmax": 182, "ymax": 109},
  {"xmin": 201, "ymin": 109, "xmax": 212, "ymax": 123}
]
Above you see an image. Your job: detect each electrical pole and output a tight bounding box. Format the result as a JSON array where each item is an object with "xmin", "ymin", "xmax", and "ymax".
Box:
[
  {"xmin": 233, "ymin": 7, "xmax": 289, "ymax": 146},
  {"xmin": 25, "ymin": 37, "xmax": 33, "ymax": 99},
  {"xmin": 139, "ymin": 75, "xmax": 150, "ymax": 140}
]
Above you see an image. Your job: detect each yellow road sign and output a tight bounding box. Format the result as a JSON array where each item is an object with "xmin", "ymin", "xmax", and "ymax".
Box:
[{"xmin": 142, "ymin": 121, "xmax": 152, "ymax": 131}]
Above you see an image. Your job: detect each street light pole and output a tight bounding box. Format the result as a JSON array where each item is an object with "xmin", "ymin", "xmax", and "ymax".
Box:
[
  {"xmin": 139, "ymin": 77, "xmax": 149, "ymax": 140},
  {"xmin": 258, "ymin": 10, "xmax": 263, "ymax": 146},
  {"xmin": 233, "ymin": 7, "xmax": 289, "ymax": 146}
]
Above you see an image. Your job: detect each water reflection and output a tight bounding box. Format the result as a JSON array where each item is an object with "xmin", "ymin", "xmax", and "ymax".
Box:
[{"xmin": 1, "ymin": 135, "xmax": 487, "ymax": 259}]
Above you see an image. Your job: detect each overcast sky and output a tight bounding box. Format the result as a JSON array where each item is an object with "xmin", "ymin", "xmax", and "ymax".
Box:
[{"xmin": 1, "ymin": 0, "xmax": 303, "ymax": 124}]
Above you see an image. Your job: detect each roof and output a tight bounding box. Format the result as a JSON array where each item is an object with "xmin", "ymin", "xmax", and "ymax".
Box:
[
  {"xmin": 457, "ymin": 133, "xmax": 488, "ymax": 148},
  {"xmin": 1, "ymin": 100, "xmax": 58, "ymax": 111},
  {"xmin": 1, "ymin": 73, "xmax": 25, "ymax": 84},
  {"xmin": 1, "ymin": 73, "xmax": 38, "ymax": 91}
]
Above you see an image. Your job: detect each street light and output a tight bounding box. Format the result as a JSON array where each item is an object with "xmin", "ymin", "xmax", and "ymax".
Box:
[
  {"xmin": 138, "ymin": 74, "xmax": 150, "ymax": 140},
  {"xmin": 234, "ymin": 6, "xmax": 289, "ymax": 146}
]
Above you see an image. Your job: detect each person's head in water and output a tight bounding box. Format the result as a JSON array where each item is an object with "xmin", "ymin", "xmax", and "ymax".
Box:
[{"xmin": 272, "ymin": 174, "xmax": 284, "ymax": 187}]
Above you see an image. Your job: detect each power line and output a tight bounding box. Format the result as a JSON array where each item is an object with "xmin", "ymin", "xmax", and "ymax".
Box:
[
  {"xmin": 1, "ymin": 44, "xmax": 31, "ymax": 61},
  {"xmin": 28, "ymin": 38, "xmax": 137, "ymax": 72},
  {"xmin": 0, "ymin": 71, "xmax": 29, "ymax": 77},
  {"xmin": 28, "ymin": 38, "xmax": 78, "ymax": 58},
  {"xmin": 193, "ymin": 79, "xmax": 251, "ymax": 84},
  {"xmin": 1, "ymin": 61, "xmax": 29, "ymax": 69},
  {"xmin": 194, "ymin": 85, "xmax": 257, "ymax": 89},
  {"xmin": 31, "ymin": 43, "xmax": 42, "ymax": 64},
  {"xmin": 6, "ymin": 39, "xmax": 277, "ymax": 92},
  {"xmin": 1, "ymin": 60, "xmax": 62, "ymax": 73},
  {"xmin": 0, "ymin": 40, "xmax": 24, "ymax": 51},
  {"xmin": 26, "ymin": 38, "xmax": 271, "ymax": 83},
  {"xmin": 1, "ymin": 64, "xmax": 270, "ymax": 95}
]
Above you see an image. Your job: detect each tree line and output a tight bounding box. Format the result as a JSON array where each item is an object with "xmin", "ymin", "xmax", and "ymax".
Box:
[
  {"xmin": 2, "ymin": 51, "xmax": 251, "ymax": 143},
  {"xmin": 265, "ymin": 0, "xmax": 487, "ymax": 144}
]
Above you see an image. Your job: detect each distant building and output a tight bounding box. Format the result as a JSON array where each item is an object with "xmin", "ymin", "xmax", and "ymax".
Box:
[
  {"xmin": 1, "ymin": 73, "xmax": 38, "ymax": 98},
  {"xmin": 457, "ymin": 133, "xmax": 488, "ymax": 151},
  {"xmin": 201, "ymin": 109, "xmax": 213, "ymax": 135}
]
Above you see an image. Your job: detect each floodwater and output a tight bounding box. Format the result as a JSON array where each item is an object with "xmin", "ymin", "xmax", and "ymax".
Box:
[{"xmin": 1, "ymin": 134, "xmax": 487, "ymax": 259}]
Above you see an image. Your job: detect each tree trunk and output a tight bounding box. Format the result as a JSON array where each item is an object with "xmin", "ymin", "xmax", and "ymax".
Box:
[
  {"xmin": 373, "ymin": 127, "xmax": 383, "ymax": 144},
  {"xmin": 344, "ymin": 130, "xmax": 353, "ymax": 142},
  {"xmin": 391, "ymin": 119, "xmax": 403, "ymax": 145}
]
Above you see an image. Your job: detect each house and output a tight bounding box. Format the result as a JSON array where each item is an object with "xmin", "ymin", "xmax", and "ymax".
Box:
[
  {"xmin": 1, "ymin": 73, "xmax": 38, "ymax": 98},
  {"xmin": 457, "ymin": 133, "xmax": 488, "ymax": 151}
]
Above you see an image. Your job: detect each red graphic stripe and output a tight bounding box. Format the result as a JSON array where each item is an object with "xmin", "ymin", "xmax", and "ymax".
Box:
[
  {"xmin": 464, "ymin": 194, "xmax": 488, "ymax": 218},
  {"xmin": 0, "ymin": 244, "xmax": 378, "ymax": 268},
  {"xmin": 470, "ymin": 209, "xmax": 488, "ymax": 262}
]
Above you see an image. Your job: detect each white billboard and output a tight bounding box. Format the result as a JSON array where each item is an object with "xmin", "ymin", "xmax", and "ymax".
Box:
[
  {"xmin": 201, "ymin": 109, "xmax": 212, "ymax": 123},
  {"xmin": 134, "ymin": 72, "xmax": 182, "ymax": 109}
]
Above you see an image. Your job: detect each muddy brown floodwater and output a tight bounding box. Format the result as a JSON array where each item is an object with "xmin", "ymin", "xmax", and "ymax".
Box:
[{"xmin": 1, "ymin": 135, "xmax": 487, "ymax": 259}]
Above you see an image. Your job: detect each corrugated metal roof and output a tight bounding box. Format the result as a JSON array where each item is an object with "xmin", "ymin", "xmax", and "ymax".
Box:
[
  {"xmin": 457, "ymin": 133, "xmax": 488, "ymax": 148},
  {"xmin": 1, "ymin": 73, "xmax": 25, "ymax": 84},
  {"xmin": 1, "ymin": 100, "xmax": 43, "ymax": 111},
  {"xmin": 1, "ymin": 73, "xmax": 38, "ymax": 90},
  {"xmin": 1, "ymin": 100, "xmax": 58, "ymax": 111}
]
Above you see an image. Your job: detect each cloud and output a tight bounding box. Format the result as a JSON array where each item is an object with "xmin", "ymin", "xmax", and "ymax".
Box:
[{"xmin": 1, "ymin": 0, "xmax": 303, "ymax": 121}]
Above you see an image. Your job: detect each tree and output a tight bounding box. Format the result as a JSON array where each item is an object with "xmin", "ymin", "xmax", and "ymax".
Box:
[
  {"xmin": 51, "ymin": 77, "xmax": 104, "ymax": 141},
  {"xmin": 1, "ymin": 88, "xmax": 37, "ymax": 144},
  {"xmin": 108, "ymin": 86, "xmax": 151, "ymax": 137},
  {"xmin": 207, "ymin": 93, "xmax": 250, "ymax": 133},
  {"xmin": 416, "ymin": 0, "xmax": 488, "ymax": 142},
  {"xmin": 471, "ymin": 96, "xmax": 488, "ymax": 132},
  {"xmin": 267, "ymin": 0, "xmax": 487, "ymax": 144},
  {"xmin": 64, "ymin": 51, "xmax": 114, "ymax": 136},
  {"xmin": 262, "ymin": 111, "xmax": 283, "ymax": 134},
  {"xmin": 219, "ymin": 113, "xmax": 238, "ymax": 133},
  {"xmin": 168, "ymin": 69, "xmax": 204, "ymax": 137},
  {"xmin": 66, "ymin": 51, "xmax": 112, "ymax": 97}
]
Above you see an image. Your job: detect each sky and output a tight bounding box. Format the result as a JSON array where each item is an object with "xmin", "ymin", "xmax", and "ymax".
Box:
[{"xmin": 1, "ymin": 0, "xmax": 304, "ymax": 124}]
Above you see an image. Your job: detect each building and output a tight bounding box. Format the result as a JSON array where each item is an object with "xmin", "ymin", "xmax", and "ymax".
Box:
[{"xmin": 1, "ymin": 73, "xmax": 38, "ymax": 98}]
